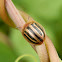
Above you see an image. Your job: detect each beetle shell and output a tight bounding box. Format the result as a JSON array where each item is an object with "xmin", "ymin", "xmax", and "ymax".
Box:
[{"xmin": 22, "ymin": 21, "xmax": 45, "ymax": 45}]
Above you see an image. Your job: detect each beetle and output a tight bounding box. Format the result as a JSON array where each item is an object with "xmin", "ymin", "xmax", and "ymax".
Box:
[{"xmin": 22, "ymin": 21, "xmax": 45, "ymax": 45}]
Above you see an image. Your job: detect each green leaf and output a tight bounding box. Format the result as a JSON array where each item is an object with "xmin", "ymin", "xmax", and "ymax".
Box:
[{"xmin": 0, "ymin": 42, "xmax": 17, "ymax": 62}]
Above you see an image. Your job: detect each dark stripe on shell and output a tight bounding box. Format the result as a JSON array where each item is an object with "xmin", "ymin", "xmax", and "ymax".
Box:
[
  {"xmin": 34, "ymin": 23, "xmax": 45, "ymax": 37},
  {"xmin": 31, "ymin": 23, "xmax": 42, "ymax": 36},
  {"xmin": 24, "ymin": 31, "xmax": 37, "ymax": 41},
  {"xmin": 27, "ymin": 26, "xmax": 43, "ymax": 42},
  {"xmin": 24, "ymin": 34, "xmax": 38, "ymax": 44}
]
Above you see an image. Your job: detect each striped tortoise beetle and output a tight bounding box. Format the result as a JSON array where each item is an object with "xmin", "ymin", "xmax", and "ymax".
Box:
[{"xmin": 22, "ymin": 21, "xmax": 45, "ymax": 45}]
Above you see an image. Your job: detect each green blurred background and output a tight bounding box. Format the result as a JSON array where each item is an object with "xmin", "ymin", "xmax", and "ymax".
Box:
[{"xmin": 0, "ymin": 0, "xmax": 62, "ymax": 62}]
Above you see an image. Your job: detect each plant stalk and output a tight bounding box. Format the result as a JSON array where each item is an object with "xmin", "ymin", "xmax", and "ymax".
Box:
[{"xmin": 45, "ymin": 35, "xmax": 60, "ymax": 62}]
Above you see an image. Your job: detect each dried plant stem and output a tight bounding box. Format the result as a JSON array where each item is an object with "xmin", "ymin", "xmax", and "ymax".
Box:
[
  {"xmin": 5, "ymin": 0, "xmax": 25, "ymax": 31},
  {"xmin": 19, "ymin": 10, "xmax": 34, "ymax": 22},
  {"xmin": 0, "ymin": 0, "xmax": 16, "ymax": 27},
  {"xmin": 35, "ymin": 42, "xmax": 49, "ymax": 62},
  {"xmin": 45, "ymin": 35, "xmax": 60, "ymax": 62}
]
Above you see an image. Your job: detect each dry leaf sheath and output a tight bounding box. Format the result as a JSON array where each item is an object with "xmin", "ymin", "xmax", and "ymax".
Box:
[{"xmin": 4, "ymin": 0, "xmax": 60, "ymax": 62}]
